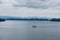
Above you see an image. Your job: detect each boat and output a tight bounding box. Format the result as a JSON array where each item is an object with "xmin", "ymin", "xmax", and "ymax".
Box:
[{"xmin": 32, "ymin": 25, "xmax": 37, "ymax": 28}]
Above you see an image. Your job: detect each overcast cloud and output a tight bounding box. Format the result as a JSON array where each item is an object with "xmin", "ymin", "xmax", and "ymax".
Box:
[{"xmin": 0, "ymin": 0, "xmax": 60, "ymax": 18}]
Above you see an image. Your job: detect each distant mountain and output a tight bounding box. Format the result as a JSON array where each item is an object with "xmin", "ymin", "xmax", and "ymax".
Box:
[
  {"xmin": 0, "ymin": 16, "xmax": 60, "ymax": 22},
  {"xmin": 0, "ymin": 16, "xmax": 22, "ymax": 20},
  {"xmin": 0, "ymin": 16, "xmax": 50, "ymax": 21}
]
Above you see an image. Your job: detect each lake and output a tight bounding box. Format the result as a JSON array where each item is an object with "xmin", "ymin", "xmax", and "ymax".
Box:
[{"xmin": 0, "ymin": 21, "xmax": 60, "ymax": 40}]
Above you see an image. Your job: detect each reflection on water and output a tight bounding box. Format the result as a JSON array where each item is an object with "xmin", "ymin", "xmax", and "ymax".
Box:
[{"xmin": 0, "ymin": 21, "xmax": 60, "ymax": 40}]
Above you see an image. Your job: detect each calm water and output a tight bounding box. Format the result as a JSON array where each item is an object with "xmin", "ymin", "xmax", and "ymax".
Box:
[{"xmin": 0, "ymin": 21, "xmax": 60, "ymax": 40}]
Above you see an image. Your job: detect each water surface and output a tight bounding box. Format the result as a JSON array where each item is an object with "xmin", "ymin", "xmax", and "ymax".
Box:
[{"xmin": 0, "ymin": 21, "xmax": 60, "ymax": 40}]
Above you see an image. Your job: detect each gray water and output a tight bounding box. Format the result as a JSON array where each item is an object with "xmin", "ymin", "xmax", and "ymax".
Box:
[{"xmin": 0, "ymin": 21, "xmax": 60, "ymax": 40}]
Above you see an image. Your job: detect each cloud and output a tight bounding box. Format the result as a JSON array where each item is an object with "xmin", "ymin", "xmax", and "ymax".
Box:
[
  {"xmin": 0, "ymin": 0, "xmax": 2, "ymax": 4},
  {"xmin": 13, "ymin": 0, "xmax": 60, "ymax": 9},
  {"xmin": 0, "ymin": 0, "xmax": 60, "ymax": 18},
  {"xmin": 13, "ymin": 0, "xmax": 49, "ymax": 9}
]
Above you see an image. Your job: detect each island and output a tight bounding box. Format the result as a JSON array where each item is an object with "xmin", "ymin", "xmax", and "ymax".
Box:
[
  {"xmin": 50, "ymin": 18, "xmax": 60, "ymax": 22},
  {"xmin": 0, "ymin": 18, "xmax": 5, "ymax": 22}
]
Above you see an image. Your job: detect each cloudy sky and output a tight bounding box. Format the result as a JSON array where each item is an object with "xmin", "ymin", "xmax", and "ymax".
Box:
[{"xmin": 0, "ymin": 0, "xmax": 60, "ymax": 18}]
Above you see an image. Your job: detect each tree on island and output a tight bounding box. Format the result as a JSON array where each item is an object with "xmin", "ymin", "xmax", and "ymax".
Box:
[
  {"xmin": 0, "ymin": 18, "xmax": 5, "ymax": 21},
  {"xmin": 50, "ymin": 18, "xmax": 60, "ymax": 22}
]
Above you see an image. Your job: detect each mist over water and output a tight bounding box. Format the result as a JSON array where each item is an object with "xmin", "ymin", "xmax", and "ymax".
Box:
[{"xmin": 0, "ymin": 21, "xmax": 60, "ymax": 40}]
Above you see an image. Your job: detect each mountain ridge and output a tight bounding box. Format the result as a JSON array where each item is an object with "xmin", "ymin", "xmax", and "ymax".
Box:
[{"xmin": 0, "ymin": 16, "xmax": 60, "ymax": 22}]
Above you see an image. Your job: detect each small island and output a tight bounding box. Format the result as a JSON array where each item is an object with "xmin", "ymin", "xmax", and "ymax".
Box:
[
  {"xmin": 50, "ymin": 18, "xmax": 60, "ymax": 22},
  {"xmin": 0, "ymin": 18, "xmax": 5, "ymax": 22}
]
